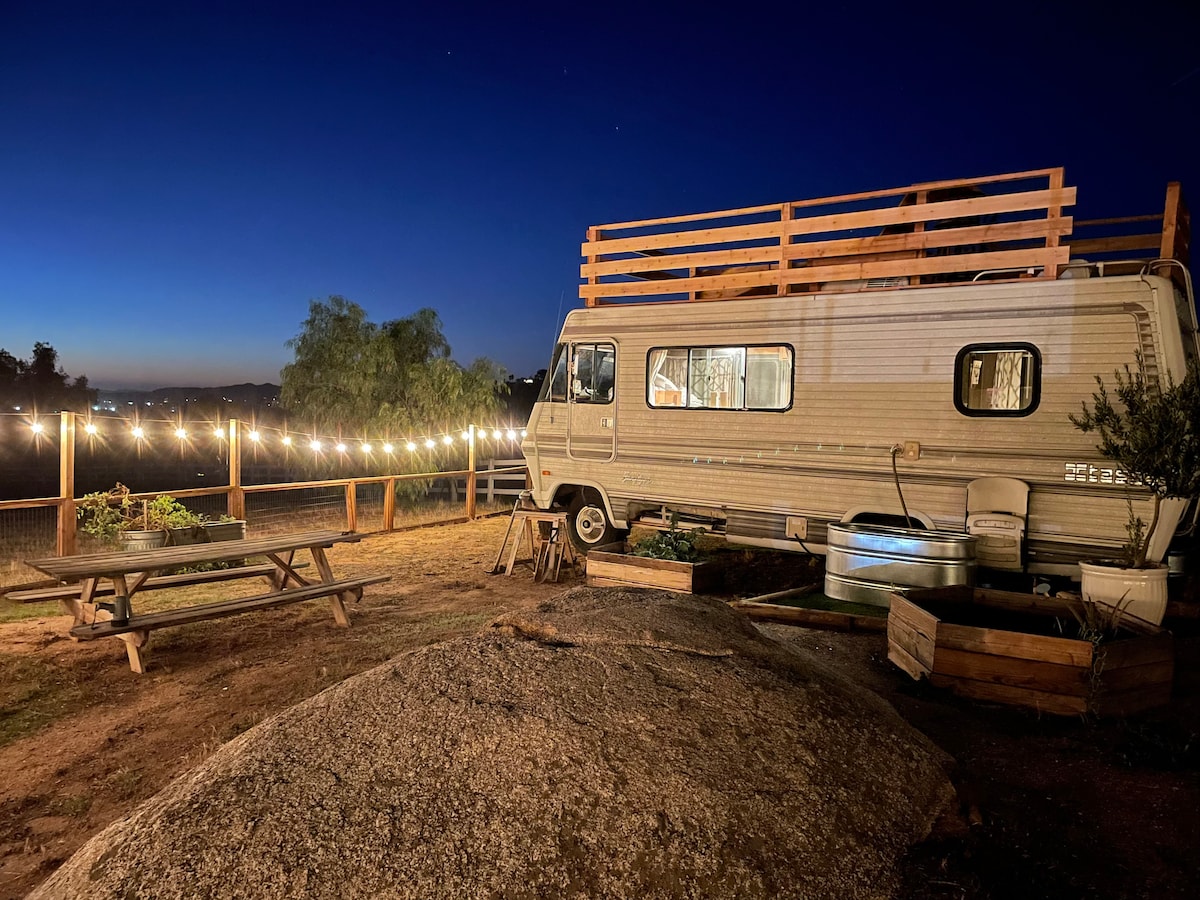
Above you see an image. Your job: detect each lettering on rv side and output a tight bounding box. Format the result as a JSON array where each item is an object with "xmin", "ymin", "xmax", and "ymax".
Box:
[{"xmin": 1064, "ymin": 463, "xmax": 1129, "ymax": 485}]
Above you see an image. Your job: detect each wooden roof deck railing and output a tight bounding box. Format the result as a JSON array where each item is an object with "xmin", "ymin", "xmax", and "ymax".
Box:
[{"xmin": 580, "ymin": 168, "xmax": 1190, "ymax": 306}]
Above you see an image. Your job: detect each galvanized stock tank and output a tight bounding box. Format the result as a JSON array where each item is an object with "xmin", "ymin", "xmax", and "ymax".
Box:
[{"xmin": 824, "ymin": 523, "xmax": 977, "ymax": 608}]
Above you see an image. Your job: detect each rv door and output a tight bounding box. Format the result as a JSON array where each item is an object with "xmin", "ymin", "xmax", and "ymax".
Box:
[{"xmin": 565, "ymin": 341, "xmax": 616, "ymax": 462}]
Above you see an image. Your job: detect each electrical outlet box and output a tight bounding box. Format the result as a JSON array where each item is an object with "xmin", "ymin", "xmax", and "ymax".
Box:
[
  {"xmin": 902, "ymin": 441, "xmax": 921, "ymax": 461},
  {"xmin": 785, "ymin": 516, "xmax": 808, "ymax": 540}
]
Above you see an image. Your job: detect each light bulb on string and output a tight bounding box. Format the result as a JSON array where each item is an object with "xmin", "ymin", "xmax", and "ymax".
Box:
[
  {"xmin": 520, "ymin": 429, "xmax": 527, "ymax": 438},
  {"xmin": 406, "ymin": 441, "xmax": 417, "ymax": 452},
  {"xmin": 505, "ymin": 429, "xmax": 516, "ymax": 441},
  {"xmin": 461, "ymin": 431, "xmax": 470, "ymax": 441},
  {"xmin": 361, "ymin": 443, "xmax": 372, "ymax": 454},
  {"xmin": 310, "ymin": 439, "xmax": 322, "ymax": 452},
  {"xmin": 424, "ymin": 438, "xmax": 435, "ymax": 450},
  {"xmin": 84, "ymin": 422, "xmax": 98, "ymax": 435},
  {"xmin": 175, "ymin": 427, "xmax": 187, "ymax": 439},
  {"xmin": 30, "ymin": 421, "xmax": 44, "ymax": 435},
  {"xmin": 213, "ymin": 425, "xmax": 225, "ymax": 439},
  {"xmin": 382, "ymin": 443, "xmax": 394, "ymax": 454},
  {"xmin": 335, "ymin": 442, "xmax": 347, "ymax": 454},
  {"xmin": 282, "ymin": 435, "xmax": 293, "ymax": 447},
  {"xmin": 131, "ymin": 426, "xmax": 145, "ymax": 440},
  {"xmin": 442, "ymin": 435, "xmax": 453, "ymax": 446}
]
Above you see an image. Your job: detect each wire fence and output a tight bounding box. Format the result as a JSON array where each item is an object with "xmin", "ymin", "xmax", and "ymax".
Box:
[{"xmin": 0, "ymin": 459, "xmax": 528, "ymax": 589}]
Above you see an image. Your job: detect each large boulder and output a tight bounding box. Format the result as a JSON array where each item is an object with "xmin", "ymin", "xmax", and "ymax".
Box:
[{"xmin": 33, "ymin": 588, "xmax": 956, "ymax": 899}]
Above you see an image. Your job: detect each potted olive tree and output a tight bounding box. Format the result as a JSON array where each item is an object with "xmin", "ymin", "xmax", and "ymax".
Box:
[{"xmin": 1069, "ymin": 357, "xmax": 1200, "ymax": 623}]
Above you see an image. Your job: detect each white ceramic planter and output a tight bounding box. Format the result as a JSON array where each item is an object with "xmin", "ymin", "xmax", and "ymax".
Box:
[{"xmin": 1078, "ymin": 561, "xmax": 1169, "ymax": 626}]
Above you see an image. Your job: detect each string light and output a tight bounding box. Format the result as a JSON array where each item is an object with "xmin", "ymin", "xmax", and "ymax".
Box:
[{"xmin": 3, "ymin": 414, "xmax": 528, "ymax": 457}]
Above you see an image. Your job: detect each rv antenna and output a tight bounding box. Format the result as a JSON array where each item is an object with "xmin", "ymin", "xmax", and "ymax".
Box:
[{"xmin": 553, "ymin": 289, "xmax": 565, "ymax": 343}]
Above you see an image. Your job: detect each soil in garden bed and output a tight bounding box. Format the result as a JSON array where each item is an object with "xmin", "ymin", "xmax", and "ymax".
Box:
[{"xmin": 911, "ymin": 597, "xmax": 1146, "ymax": 642}]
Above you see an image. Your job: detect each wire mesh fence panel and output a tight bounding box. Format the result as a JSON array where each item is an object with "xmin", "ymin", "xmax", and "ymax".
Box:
[
  {"xmin": 245, "ymin": 487, "xmax": 349, "ymax": 536},
  {"xmin": 353, "ymin": 482, "xmax": 385, "ymax": 534},
  {"xmin": 0, "ymin": 507, "xmax": 57, "ymax": 588}
]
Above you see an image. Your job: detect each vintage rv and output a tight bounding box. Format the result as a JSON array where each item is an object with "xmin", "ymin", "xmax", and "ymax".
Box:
[{"xmin": 521, "ymin": 168, "xmax": 1196, "ymax": 577}]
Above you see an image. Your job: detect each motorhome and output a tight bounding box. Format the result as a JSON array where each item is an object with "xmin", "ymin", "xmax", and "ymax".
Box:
[{"xmin": 521, "ymin": 168, "xmax": 1196, "ymax": 577}]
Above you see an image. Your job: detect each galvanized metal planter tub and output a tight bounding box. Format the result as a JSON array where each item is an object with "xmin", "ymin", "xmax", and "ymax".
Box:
[{"xmin": 825, "ymin": 523, "xmax": 977, "ymax": 608}]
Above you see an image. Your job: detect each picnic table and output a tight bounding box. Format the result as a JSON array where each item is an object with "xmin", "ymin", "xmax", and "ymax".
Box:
[{"xmin": 22, "ymin": 529, "xmax": 390, "ymax": 673}]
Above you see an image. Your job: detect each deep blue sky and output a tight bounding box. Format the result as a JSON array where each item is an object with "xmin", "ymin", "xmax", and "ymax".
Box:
[{"xmin": 3, "ymin": 0, "xmax": 1198, "ymax": 389}]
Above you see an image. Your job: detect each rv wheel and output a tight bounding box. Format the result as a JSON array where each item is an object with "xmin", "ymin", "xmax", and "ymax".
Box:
[{"xmin": 567, "ymin": 492, "xmax": 624, "ymax": 553}]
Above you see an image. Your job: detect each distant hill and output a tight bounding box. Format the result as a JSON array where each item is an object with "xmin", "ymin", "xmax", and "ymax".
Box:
[{"xmin": 95, "ymin": 383, "xmax": 282, "ymax": 413}]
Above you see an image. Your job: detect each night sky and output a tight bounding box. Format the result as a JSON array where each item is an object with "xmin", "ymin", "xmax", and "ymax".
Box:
[{"xmin": 3, "ymin": 0, "xmax": 1198, "ymax": 389}]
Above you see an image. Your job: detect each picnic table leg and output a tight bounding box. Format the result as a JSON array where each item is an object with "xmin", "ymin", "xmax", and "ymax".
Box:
[
  {"xmin": 119, "ymin": 629, "xmax": 150, "ymax": 674},
  {"xmin": 310, "ymin": 547, "xmax": 351, "ymax": 628},
  {"xmin": 62, "ymin": 577, "xmax": 100, "ymax": 639},
  {"xmin": 266, "ymin": 551, "xmax": 309, "ymax": 589}
]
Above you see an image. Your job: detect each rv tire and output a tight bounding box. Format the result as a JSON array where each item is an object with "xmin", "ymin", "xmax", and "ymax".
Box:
[{"xmin": 567, "ymin": 492, "xmax": 625, "ymax": 553}]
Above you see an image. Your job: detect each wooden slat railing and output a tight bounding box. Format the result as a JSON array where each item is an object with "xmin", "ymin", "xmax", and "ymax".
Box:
[{"xmin": 580, "ymin": 169, "xmax": 1191, "ymax": 306}]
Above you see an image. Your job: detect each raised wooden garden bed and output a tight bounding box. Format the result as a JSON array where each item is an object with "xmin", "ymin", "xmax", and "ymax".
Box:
[
  {"xmin": 888, "ymin": 586, "xmax": 1174, "ymax": 717},
  {"xmin": 585, "ymin": 549, "xmax": 721, "ymax": 594}
]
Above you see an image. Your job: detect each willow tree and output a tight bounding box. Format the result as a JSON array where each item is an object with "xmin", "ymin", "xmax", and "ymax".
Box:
[{"xmin": 280, "ymin": 297, "xmax": 506, "ymax": 438}]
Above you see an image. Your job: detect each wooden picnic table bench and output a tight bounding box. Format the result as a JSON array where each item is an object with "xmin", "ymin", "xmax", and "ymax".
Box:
[{"xmin": 24, "ymin": 530, "xmax": 390, "ymax": 673}]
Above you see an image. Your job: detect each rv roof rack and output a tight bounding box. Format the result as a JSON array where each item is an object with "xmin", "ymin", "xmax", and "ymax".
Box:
[{"xmin": 580, "ymin": 167, "xmax": 1190, "ymax": 306}]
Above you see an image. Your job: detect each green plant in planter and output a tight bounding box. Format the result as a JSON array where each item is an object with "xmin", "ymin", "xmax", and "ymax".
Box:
[
  {"xmin": 631, "ymin": 515, "xmax": 707, "ymax": 562},
  {"xmin": 76, "ymin": 484, "xmax": 135, "ymax": 543},
  {"xmin": 76, "ymin": 485, "xmax": 205, "ymax": 544},
  {"xmin": 1069, "ymin": 356, "xmax": 1200, "ymax": 568}
]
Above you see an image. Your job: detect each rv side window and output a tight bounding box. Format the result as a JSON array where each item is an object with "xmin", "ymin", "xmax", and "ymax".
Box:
[
  {"xmin": 540, "ymin": 344, "xmax": 569, "ymax": 403},
  {"xmin": 647, "ymin": 345, "xmax": 793, "ymax": 411},
  {"xmin": 954, "ymin": 343, "xmax": 1041, "ymax": 416},
  {"xmin": 571, "ymin": 343, "xmax": 615, "ymax": 404}
]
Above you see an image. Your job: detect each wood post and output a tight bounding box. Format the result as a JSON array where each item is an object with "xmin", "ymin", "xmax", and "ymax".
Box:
[
  {"xmin": 1045, "ymin": 168, "xmax": 1065, "ymax": 278},
  {"xmin": 466, "ymin": 424, "xmax": 477, "ymax": 519},
  {"xmin": 345, "ymin": 481, "xmax": 358, "ymax": 532},
  {"xmin": 58, "ymin": 411, "xmax": 76, "ymax": 556},
  {"xmin": 384, "ymin": 477, "xmax": 396, "ymax": 531},
  {"xmin": 227, "ymin": 418, "xmax": 245, "ymax": 520}
]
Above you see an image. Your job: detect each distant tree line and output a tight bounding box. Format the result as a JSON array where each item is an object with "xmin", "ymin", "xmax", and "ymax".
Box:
[{"xmin": 0, "ymin": 342, "xmax": 96, "ymax": 413}]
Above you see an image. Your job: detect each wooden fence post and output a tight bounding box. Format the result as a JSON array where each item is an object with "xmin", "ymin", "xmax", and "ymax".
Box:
[
  {"xmin": 466, "ymin": 424, "xmax": 477, "ymax": 519},
  {"xmin": 227, "ymin": 418, "xmax": 245, "ymax": 520},
  {"xmin": 345, "ymin": 481, "xmax": 358, "ymax": 532},
  {"xmin": 384, "ymin": 477, "xmax": 396, "ymax": 531},
  {"xmin": 57, "ymin": 411, "xmax": 76, "ymax": 557}
]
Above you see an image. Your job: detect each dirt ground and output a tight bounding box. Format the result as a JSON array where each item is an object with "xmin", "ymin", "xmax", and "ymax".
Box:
[{"xmin": 1, "ymin": 515, "xmax": 1197, "ymax": 899}]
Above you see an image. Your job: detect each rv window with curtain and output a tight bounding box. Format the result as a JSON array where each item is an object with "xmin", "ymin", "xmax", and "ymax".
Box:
[
  {"xmin": 646, "ymin": 345, "xmax": 793, "ymax": 410},
  {"xmin": 954, "ymin": 343, "xmax": 1041, "ymax": 416}
]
